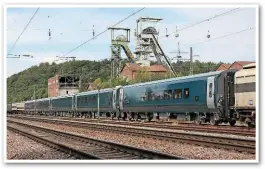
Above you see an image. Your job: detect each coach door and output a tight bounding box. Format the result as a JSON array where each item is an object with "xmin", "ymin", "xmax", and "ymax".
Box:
[
  {"xmin": 71, "ymin": 96, "xmax": 75, "ymax": 111},
  {"xmin": 113, "ymin": 89, "xmax": 117, "ymax": 110},
  {"xmin": 119, "ymin": 88, "xmax": 124, "ymax": 110},
  {"xmin": 207, "ymin": 76, "xmax": 215, "ymax": 109}
]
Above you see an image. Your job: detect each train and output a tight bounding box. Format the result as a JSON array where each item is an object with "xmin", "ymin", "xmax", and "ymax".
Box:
[
  {"xmin": 7, "ymin": 63, "xmax": 256, "ymax": 127},
  {"xmin": 232, "ymin": 63, "xmax": 256, "ymax": 126},
  {"xmin": 7, "ymin": 102, "xmax": 25, "ymax": 114}
]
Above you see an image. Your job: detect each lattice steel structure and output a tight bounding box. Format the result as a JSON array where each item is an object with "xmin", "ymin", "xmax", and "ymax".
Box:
[{"xmin": 108, "ymin": 27, "xmax": 135, "ymax": 78}]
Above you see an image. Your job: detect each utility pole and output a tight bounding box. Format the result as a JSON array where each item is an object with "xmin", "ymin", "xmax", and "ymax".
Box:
[
  {"xmin": 34, "ymin": 85, "xmax": 36, "ymax": 114},
  {"xmin": 189, "ymin": 47, "xmax": 199, "ymax": 75},
  {"xmin": 98, "ymin": 88, "xmax": 100, "ymax": 118},
  {"xmin": 190, "ymin": 47, "xmax": 193, "ymax": 75},
  {"xmin": 169, "ymin": 42, "xmax": 188, "ymax": 76}
]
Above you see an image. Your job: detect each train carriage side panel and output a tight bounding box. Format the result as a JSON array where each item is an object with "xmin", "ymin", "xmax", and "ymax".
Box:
[
  {"xmin": 76, "ymin": 91, "xmax": 98, "ymax": 112},
  {"xmin": 7, "ymin": 103, "xmax": 12, "ymax": 113},
  {"xmin": 15, "ymin": 102, "xmax": 25, "ymax": 113},
  {"xmin": 51, "ymin": 95, "xmax": 74, "ymax": 112},
  {"xmin": 75, "ymin": 88, "xmax": 113, "ymax": 112},
  {"xmin": 98, "ymin": 89, "xmax": 113, "ymax": 112},
  {"xmin": 120, "ymin": 71, "xmax": 223, "ymax": 114},
  {"xmin": 214, "ymin": 69, "xmax": 237, "ymax": 119},
  {"xmin": 233, "ymin": 63, "xmax": 256, "ymax": 126},
  {"xmin": 234, "ymin": 65, "xmax": 256, "ymax": 110},
  {"xmin": 35, "ymin": 98, "xmax": 50, "ymax": 112},
  {"xmin": 25, "ymin": 100, "xmax": 35, "ymax": 112}
]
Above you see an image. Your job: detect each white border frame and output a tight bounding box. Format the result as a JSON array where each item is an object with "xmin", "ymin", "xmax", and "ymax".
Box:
[{"xmin": 3, "ymin": 3, "xmax": 259, "ymax": 164}]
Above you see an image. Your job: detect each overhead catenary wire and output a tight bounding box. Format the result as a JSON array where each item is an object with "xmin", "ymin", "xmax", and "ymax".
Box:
[
  {"xmin": 160, "ymin": 7, "xmax": 241, "ymax": 39},
  {"xmin": 190, "ymin": 27, "xmax": 254, "ymax": 46},
  {"xmin": 7, "ymin": 7, "xmax": 40, "ymax": 55},
  {"xmin": 7, "ymin": 29, "xmax": 95, "ymax": 32},
  {"xmin": 62, "ymin": 7, "xmax": 145, "ymax": 57},
  {"xmin": 168, "ymin": 27, "xmax": 254, "ymax": 54}
]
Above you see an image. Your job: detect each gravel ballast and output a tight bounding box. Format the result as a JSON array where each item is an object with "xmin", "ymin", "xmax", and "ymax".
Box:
[
  {"xmin": 7, "ymin": 118, "xmax": 256, "ymax": 160},
  {"xmin": 6, "ymin": 130, "xmax": 76, "ymax": 160}
]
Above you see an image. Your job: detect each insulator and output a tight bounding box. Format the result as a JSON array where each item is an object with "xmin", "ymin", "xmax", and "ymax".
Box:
[
  {"xmin": 175, "ymin": 26, "xmax": 179, "ymax": 38},
  {"xmin": 166, "ymin": 28, "xmax": 169, "ymax": 37},
  {"xmin": 92, "ymin": 25, "xmax": 95, "ymax": 37},
  {"xmin": 207, "ymin": 30, "xmax": 210, "ymax": 38}
]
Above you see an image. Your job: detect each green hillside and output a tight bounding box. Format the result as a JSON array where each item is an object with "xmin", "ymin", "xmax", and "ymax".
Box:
[{"xmin": 7, "ymin": 59, "xmax": 221, "ymax": 103}]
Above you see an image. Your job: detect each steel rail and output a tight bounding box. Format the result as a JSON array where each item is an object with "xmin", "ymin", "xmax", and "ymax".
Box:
[
  {"xmin": 7, "ymin": 126, "xmax": 99, "ymax": 159},
  {"xmin": 55, "ymin": 116, "xmax": 255, "ymax": 136},
  {"xmin": 8, "ymin": 116, "xmax": 256, "ymax": 154},
  {"xmin": 7, "ymin": 120, "xmax": 185, "ymax": 160},
  {"xmin": 9, "ymin": 115, "xmax": 255, "ymax": 136}
]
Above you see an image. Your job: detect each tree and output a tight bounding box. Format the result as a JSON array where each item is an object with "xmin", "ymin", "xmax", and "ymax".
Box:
[{"xmin": 7, "ymin": 59, "xmax": 221, "ymax": 103}]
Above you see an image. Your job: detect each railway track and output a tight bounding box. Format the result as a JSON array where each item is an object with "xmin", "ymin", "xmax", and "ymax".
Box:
[
  {"xmin": 11, "ymin": 115, "xmax": 255, "ymax": 136},
  {"xmin": 63, "ymin": 117, "xmax": 255, "ymax": 137},
  {"xmin": 8, "ymin": 116, "xmax": 256, "ymax": 154},
  {"xmin": 7, "ymin": 120, "xmax": 184, "ymax": 160}
]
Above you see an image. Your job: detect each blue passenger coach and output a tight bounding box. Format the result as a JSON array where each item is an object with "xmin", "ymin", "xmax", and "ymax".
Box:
[
  {"xmin": 75, "ymin": 88, "xmax": 114, "ymax": 118},
  {"xmin": 117, "ymin": 70, "xmax": 237, "ymax": 125},
  {"xmin": 23, "ymin": 69, "xmax": 237, "ymax": 126},
  {"xmin": 51, "ymin": 95, "xmax": 74, "ymax": 115}
]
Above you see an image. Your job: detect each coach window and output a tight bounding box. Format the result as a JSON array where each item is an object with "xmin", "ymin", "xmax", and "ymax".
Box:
[
  {"xmin": 209, "ymin": 83, "xmax": 213, "ymax": 98},
  {"xmin": 147, "ymin": 92, "xmax": 152, "ymax": 101},
  {"xmin": 141, "ymin": 93, "xmax": 146, "ymax": 101},
  {"xmin": 173, "ymin": 89, "xmax": 182, "ymax": 99},
  {"xmin": 164, "ymin": 90, "xmax": 171, "ymax": 100},
  {"xmin": 77, "ymin": 98, "xmax": 81, "ymax": 103},
  {"xmin": 168, "ymin": 90, "xmax": 172, "ymax": 99},
  {"xmin": 151, "ymin": 93, "xmax": 156, "ymax": 100},
  {"xmin": 160, "ymin": 92, "xmax": 164, "ymax": 100},
  {"xmin": 84, "ymin": 97, "xmax": 88, "ymax": 102},
  {"xmin": 183, "ymin": 88, "xmax": 189, "ymax": 99},
  {"xmin": 167, "ymin": 90, "xmax": 172, "ymax": 99}
]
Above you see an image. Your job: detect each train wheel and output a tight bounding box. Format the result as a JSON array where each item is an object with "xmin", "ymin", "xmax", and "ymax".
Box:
[
  {"xmin": 194, "ymin": 113, "xmax": 202, "ymax": 125},
  {"xmin": 111, "ymin": 113, "xmax": 114, "ymax": 120},
  {"xmin": 195, "ymin": 120, "xmax": 202, "ymax": 125},
  {"xmin": 156, "ymin": 113, "xmax": 160, "ymax": 121},
  {"xmin": 147, "ymin": 116, "xmax": 152, "ymax": 122},
  {"xmin": 210, "ymin": 115, "xmax": 218, "ymax": 126},
  {"xmin": 245, "ymin": 117, "xmax": 252, "ymax": 127},
  {"xmin": 122, "ymin": 112, "xmax": 127, "ymax": 121},
  {"xmin": 89, "ymin": 112, "xmax": 92, "ymax": 118},
  {"xmin": 147, "ymin": 113, "xmax": 153, "ymax": 122},
  {"xmin": 247, "ymin": 121, "xmax": 252, "ymax": 128},
  {"xmin": 136, "ymin": 113, "xmax": 141, "ymax": 121},
  {"xmin": 229, "ymin": 119, "xmax": 236, "ymax": 126},
  {"xmin": 130, "ymin": 112, "xmax": 135, "ymax": 121}
]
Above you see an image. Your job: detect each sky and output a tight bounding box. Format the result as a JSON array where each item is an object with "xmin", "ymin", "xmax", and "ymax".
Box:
[{"xmin": 6, "ymin": 7, "xmax": 257, "ymax": 77}]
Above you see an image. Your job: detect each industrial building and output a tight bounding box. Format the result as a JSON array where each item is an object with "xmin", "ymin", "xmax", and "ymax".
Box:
[{"xmin": 48, "ymin": 74, "xmax": 80, "ymax": 97}]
